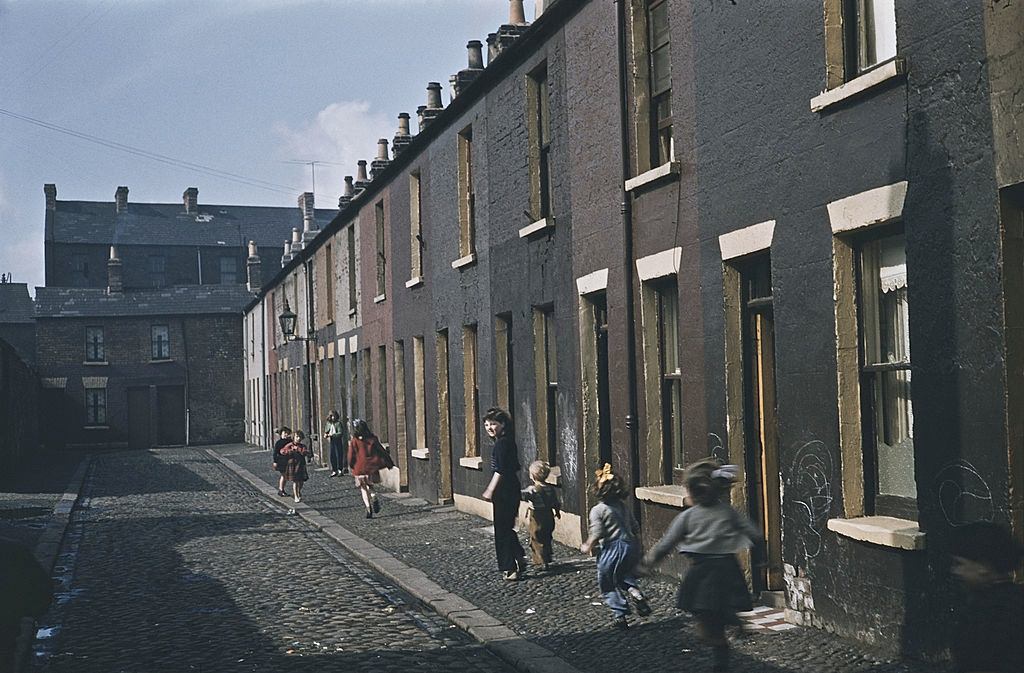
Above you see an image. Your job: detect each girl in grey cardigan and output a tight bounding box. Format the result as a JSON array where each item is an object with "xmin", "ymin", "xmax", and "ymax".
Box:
[{"xmin": 642, "ymin": 459, "xmax": 763, "ymax": 673}]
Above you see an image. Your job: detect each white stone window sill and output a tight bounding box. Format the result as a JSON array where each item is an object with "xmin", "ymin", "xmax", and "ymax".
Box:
[
  {"xmin": 827, "ymin": 515, "xmax": 925, "ymax": 550},
  {"xmin": 405, "ymin": 276, "xmax": 424, "ymax": 289},
  {"xmin": 150, "ymin": 358, "xmax": 173, "ymax": 364},
  {"xmin": 83, "ymin": 361, "xmax": 109, "ymax": 366},
  {"xmin": 625, "ymin": 161, "xmax": 680, "ymax": 192},
  {"xmin": 411, "ymin": 448, "xmax": 430, "ymax": 460},
  {"xmin": 451, "ymin": 253, "xmax": 476, "ymax": 270},
  {"xmin": 83, "ymin": 425, "xmax": 110, "ymax": 431},
  {"xmin": 373, "ymin": 293, "xmax": 386, "ymax": 304},
  {"xmin": 518, "ymin": 217, "xmax": 555, "ymax": 238},
  {"xmin": 635, "ymin": 484, "xmax": 689, "ymax": 508},
  {"xmin": 459, "ymin": 456, "xmax": 483, "ymax": 470},
  {"xmin": 810, "ymin": 58, "xmax": 906, "ymax": 113}
]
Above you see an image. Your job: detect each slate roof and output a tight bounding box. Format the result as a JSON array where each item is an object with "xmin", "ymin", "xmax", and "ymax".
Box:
[
  {"xmin": 50, "ymin": 200, "xmax": 337, "ymax": 248},
  {"xmin": 34, "ymin": 285, "xmax": 253, "ymax": 318},
  {"xmin": 0, "ymin": 283, "xmax": 35, "ymax": 324}
]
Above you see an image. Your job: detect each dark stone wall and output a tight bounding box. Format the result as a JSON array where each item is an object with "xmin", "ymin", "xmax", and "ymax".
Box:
[
  {"xmin": 0, "ymin": 337, "xmax": 39, "ymax": 465},
  {"xmin": 35, "ymin": 314, "xmax": 243, "ymax": 447},
  {"xmin": 45, "ymin": 242, "xmax": 278, "ymax": 289}
]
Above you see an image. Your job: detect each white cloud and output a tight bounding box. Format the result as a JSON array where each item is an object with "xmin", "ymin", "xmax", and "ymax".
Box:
[{"xmin": 275, "ymin": 100, "xmax": 393, "ymax": 203}]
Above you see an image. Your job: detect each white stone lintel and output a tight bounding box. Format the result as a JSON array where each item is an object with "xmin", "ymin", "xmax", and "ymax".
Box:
[
  {"xmin": 719, "ymin": 220, "xmax": 776, "ymax": 261},
  {"xmin": 636, "ymin": 247, "xmax": 682, "ymax": 281},
  {"xmin": 828, "ymin": 181, "xmax": 908, "ymax": 234},
  {"xmin": 576, "ymin": 268, "xmax": 609, "ymax": 296}
]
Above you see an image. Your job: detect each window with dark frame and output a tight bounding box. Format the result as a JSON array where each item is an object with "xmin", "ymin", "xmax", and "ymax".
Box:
[
  {"xmin": 85, "ymin": 387, "xmax": 106, "ymax": 425},
  {"xmin": 529, "ymin": 63, "xmax": 552, "ymax": 221},
  {"xmin": 72, "ymin": 254, "xmax": 89, "ymax": 286},
  {"xmin": 542, "ymin": 307, "xmax": 558, "ymax": 466},
  {"xmin": 85, "ymin": 326, "xmax": 105, "ymax": 362},
  {"xmin": 410, "ymin": 171, "xmax": 424, "ymax": 279},
  {"xmin": 377, "ymin": 345, "xmax": 389, "ymax": 443},
  {"xmin": 463, "ymin": 324, "xmax": 480, "ymax": 458},
  {"xmin": 857, "ymin": 229, "xmax": 915, "ymax": 515},
  {"xmin": 458, "ymin": 127, "xmax": 476, "ymax": 258},
  {"xmin": 151, "ymin": 324, "xmax": 170, "ymax": 360},
  {"xmin": 648, "ymin": 0, "xmax": 673, "ymax": 166},
  {"xmin": 325, "ymin": 244, "xmax": 335, "ymax": 323},
  {"xmin": 843, "ymin": 0, "xmax": 897, "ymax": 79},
  {"xmin": 219, "ymin": 256, "xmax": 237, "ymax": 284},
  {"xmin": 149, "ymin": 255, "xmax": 166, "ymax": 288},
  {"xmin": 375, "ymin": 200, "xmax": 386, "ymax": 298},
  {"xmin": 657, "ymin": 281, "xmax": 683, "ymax": 477},
  {"xmin": 348, "ymin": 226, "xmax": 357, "ymax": 312}
]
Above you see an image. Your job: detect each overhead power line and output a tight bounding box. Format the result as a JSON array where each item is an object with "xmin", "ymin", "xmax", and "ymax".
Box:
[{"xmin": 0, "ymin": 107, "xmax": 302, "ymax": 196}]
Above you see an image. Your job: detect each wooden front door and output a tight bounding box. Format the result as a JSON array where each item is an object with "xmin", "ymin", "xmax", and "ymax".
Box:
[
  {"xmin": 127, "ymin": 387, "xmax": 151, "ymax": 450},
  {"xmin": 156, "ymin": 385, "xmax": 186, "ymax": 445}
]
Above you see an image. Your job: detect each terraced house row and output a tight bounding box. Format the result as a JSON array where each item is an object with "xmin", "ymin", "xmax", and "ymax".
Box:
[{"xmin": 242, "ymin": 0, "xmax": 1024, "ymax": 660}]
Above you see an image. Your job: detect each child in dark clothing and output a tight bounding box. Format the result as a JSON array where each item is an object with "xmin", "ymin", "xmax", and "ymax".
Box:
[
  {"xmin": 521, "ymin": 460, "xmax": 561, "ymax": 570},
  {"xmin": 271, "ymin": 426, "xmax": 292, "ymax": 497},
  {"xmin": 949, "ymin": 521, "xmax": 1024, "ymax": 673},
  {"xmin": 280, "ymin": 430, "xmax": 311, "ymax": 504},
  {"xmin": 642, "ymin": 458, "xmax": 762, "ymax": 672},
  {"xmin": 580, "ymin": 463, "xmax": 651, "ymax": 629}
]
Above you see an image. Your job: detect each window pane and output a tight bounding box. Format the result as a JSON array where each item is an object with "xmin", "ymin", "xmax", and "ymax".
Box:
[
  {"xmin": 659, "ymin": 284, "xmax": 680, "ymax": 374},
  {"xmin": 875, "ymin": 369, "xmax": 915, "ymax": 497},
  {"xmin": 651, "ymin": 45, "xmax": 672, "ymax": 95},
  {"xmin": 86, "ymin": 389, "xmax": 106, "ymax": 425},
  {"xmin": 86, "ymin": 327, "xmax": 104, "ymax": 361},
  {"xmin": 649, "ymin": 0, "xmax": 670, "ymax": 48},
  {"xmin": 219, "ymin": 257, "xmax": 236, "ymax": 284},
  {"xmin": 152, "ymin": 325, "xmax": 170, "ymax": 359},
  {"xmin": 859, "ymin": 0, "xmax": 897, "ymax": 69}
]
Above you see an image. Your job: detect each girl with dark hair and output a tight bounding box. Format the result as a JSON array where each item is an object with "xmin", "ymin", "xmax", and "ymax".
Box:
[
  {"xmin": 642, "ymin": 458, "xmax": 763, "ymax": 672},
  {"xmin": 279, "ymin": 430, "xmax": 311, "ymax": 504},
  {"xmin": 481, "ymin": 407, "xmax": 527, "ymax": 580},
  {"xmin": 580, "ymin": 463, "xmax": 650, "ymax": 628},
  {"xmin": 271, "ymin": 426, "xmax": 292, "ymax": 497},
  {"xmin": 324, "ymin": 411, "xmax": 348, "ymax": 477},
  {"xmin": 347, "ymin": 419, "xmax": 388, "ymax": 518}
]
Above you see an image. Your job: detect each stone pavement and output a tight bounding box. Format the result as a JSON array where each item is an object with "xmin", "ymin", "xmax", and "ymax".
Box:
[
  {"xmin": 215, "ymin": 444, "xmax": 951, "ymax": 673},
  {"xmin": 26, "ymin": 448, "xmax": 515, "ymax": 673}
]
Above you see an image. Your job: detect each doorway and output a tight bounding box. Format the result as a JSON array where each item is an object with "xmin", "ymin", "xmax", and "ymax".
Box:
[
  {"xmin": 739, "ymin": 254, "xmax": 783, "ymax": 592},
  {"xmin": 127, "ymin": 387, "xmax": 151, "ymax": 449},
  {"xmin": 156, "ymin": 385, "xmax": 186, "ymax": 445}
]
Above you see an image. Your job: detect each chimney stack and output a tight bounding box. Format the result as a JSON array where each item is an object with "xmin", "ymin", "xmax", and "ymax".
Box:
[
  {"xmin": 246, "ymin": 240, "xmax": 262, "ymax": 293},
  {"xmin": 183, "ymin": 187, "xmax": 198, "ymax": 214},
  {"xmin": 338, "ymin": 176, "xmax": 355, "ymax": 210},
  {"xmin": 115, "ymin": 186, "xmax": 129, "ymax": 214},
  {"xmin": 487, "ymin": 1, "xmax": 530, "ymax": 62},
  {"xmin": 107, "ymin": 245, "xmax": 123, "ymax": 294},
  {"xmin": 421, "ymin": 82, "xmax": 444, "ymax": 129},
  {"xmin": 299, "ymin": 192, "xmax": 317, "ymax": 245},
  {"xmin": 44, "ymin": 184, "xmax": 57, "ymax": 211},
  {"xmin": 392, "ymin": 113, "xmax": 413, "ymax": 157},
  {"xmin": 354, "ymin": 160, "xmax": 370, "ymax": 190},
  {"xmin": 290, "ymin": 227, "xmax": 303, "ymax": 253},
  {"xmin": 416, "ymin": 105, "xmax": 428, "ymax": 132},
  {"xmin": 371, "ymin": 139, "xmax": 391, "ymax": 179},
  {"xmin": 452, "ymin": 40, "xmax": 486, "ymax": 97},
  {"xmin": 281, "ymin": 240, "xmax": 293, "ymax": 267}
]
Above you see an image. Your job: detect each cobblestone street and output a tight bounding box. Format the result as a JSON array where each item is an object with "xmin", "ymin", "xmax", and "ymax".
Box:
[
  {"xmin": 9, "ymin": 445, "xmax": 956, "ymax": 673},
  {"xmin": 25, "ymin": 449, "xmax": 513, "ymax": 673}
]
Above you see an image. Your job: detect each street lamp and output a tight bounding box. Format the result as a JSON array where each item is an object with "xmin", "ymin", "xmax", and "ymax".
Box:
[{"xmin": 278, "ymin": 300, "xmax": 314, "ymax": 342}]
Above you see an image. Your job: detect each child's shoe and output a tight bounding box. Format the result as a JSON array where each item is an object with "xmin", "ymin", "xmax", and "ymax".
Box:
[
  {"xmin": 612, "ymin": 615, "xmax": 629, "ymax": 629},
  {"xmin": 277, "ymin": 490, "xmax": 288, "ymax": 497},
  {"xmin": 627, "ymin": 587, "xmax": 652, "ymax": 616},
  {"xmin": 503, "ymin": 570, "xmax": 520, "ymax": 581},
  {"xmin": 372, "ymin": 496, "xmax": 381, "ymax": 514}
]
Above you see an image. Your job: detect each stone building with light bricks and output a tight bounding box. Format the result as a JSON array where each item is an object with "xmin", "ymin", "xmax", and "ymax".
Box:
[
  {"xmin": 242, "ymin": 0, "xmax": 1022, "ymax": 660},
  {"xmin": 33, "ymin": 185, "xmax": 331, "ymax": 449}
]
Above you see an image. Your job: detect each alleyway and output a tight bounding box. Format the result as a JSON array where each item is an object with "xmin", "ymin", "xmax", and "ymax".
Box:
[{"xmin": 8, "ymin": 447, "xmax": 952, "ymax": 673}]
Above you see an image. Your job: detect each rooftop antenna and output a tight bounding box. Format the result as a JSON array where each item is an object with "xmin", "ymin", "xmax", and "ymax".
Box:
[{"xmin": 282, "ymin": 160, "xmax": 344, "ymax": 198}]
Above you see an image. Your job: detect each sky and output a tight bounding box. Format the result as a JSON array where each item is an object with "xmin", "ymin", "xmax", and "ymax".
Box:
[{"xmin": 0, "ymin": 0, "xmax": 531, "ymax": 293}]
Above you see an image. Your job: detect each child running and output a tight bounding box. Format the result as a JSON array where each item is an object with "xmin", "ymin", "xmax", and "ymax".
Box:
[
  {"xmin": 521, "ymin": 460, "xmax": 561, "ymax": 571},
  {"xmin": 642, "ymin": 458, "xmax": 762, "ymax": 672},
  {"xmin": 580, "ymin": 463, "xmax": 651, "ymax": 629},
  {"xmin": 280, "ymin": 430, "xmax": 311, "ymax": 504}
]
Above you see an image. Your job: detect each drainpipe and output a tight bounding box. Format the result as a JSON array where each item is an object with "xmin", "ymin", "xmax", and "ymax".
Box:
[
  {"xmin": 181, "ymin": 317, "xmax": 191, "ymax": 446},
  {"xmin": 615, "ymin": 0, "xmax": 641, "ymax": 514},
  {"xmin": 261, "ymin": 298, "xmax": 270, "ymax": 449},
  {"xmin": 304, "ymin": 259, "xmax": 319, "ymax": 464}
]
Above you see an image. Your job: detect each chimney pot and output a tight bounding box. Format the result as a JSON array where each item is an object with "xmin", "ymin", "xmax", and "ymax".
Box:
[
  {"xmin": 247, "ymin": 240, "xmax": 262, "ymax": 292},
  {"xmin": 247, "ymin": 240, "xmax": 259, "ymax": 259},
  {"xmin": 44, "ymin": 184, "xmax": 57, "ymax": 211},
  {"xmin": 115, "ymin": 186, "xmax": 129, "ymax": 214},
  {"xmin": 343, "ymin": 176, "xmax": 355, "ymax": 196},
  {"xmin": 509, "ymin": 0, "xmax": 527, "ymax": 25},
  {"xmin": 107, "ymin": 246, "xmax": 123, "ymax": 294},
  {"xmin": 397, "ymin": 113, "xmax": 411, "ymax": 137},
  {"xmin": 376, "ymin": 139, "xmax": 389, "ymax": 161},
  {"xmin": 467, "ymin": 40, "xmax": 485, "ymax": 69},
  {"xmin": 426, "ymin": 82, "xmax": 443, "ymax": 109},
  {"xmin": 355, "ymin": 160, "xmax": 369, "ymax": 188},
  {"xmin": 183, "ymin": 187, "xmax": 198, "ymax": 214}
]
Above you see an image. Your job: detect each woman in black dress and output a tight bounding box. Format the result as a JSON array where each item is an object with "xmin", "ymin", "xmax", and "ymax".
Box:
[{"xmin": 481, "ymin": 407, "xmax": 527, "ymax": 580}]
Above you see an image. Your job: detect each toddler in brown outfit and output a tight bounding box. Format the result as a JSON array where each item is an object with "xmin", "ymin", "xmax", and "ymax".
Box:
[{"xmin": 521, "ymin": 460, "xmax": 561, "ymax": 570}]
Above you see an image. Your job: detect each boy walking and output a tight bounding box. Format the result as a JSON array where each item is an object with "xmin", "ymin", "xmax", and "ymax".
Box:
[{"xmin": 521, "ymin": 460, "xmax": 561, "ymax": 570}]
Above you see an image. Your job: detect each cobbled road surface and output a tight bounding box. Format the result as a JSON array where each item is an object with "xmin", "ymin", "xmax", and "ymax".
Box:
[{"xmin": 30, "ymin": 449, "xmax": 514, "ymax": 673}]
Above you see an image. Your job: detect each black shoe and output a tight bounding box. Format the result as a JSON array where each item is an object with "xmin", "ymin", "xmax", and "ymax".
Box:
[
  {"xmin": 627, "ymin": 587, "xmax": 652, "ymax": 617},
  {"xmin": 277, "ymin": 490, "xmax": 287, "ymax": 497},
  {"xmin": 372, "ymin": 497, "xmax": 381, "ymax": 514},
  {"xmin": 612, "ymin": 616, "xmax": 629, "ymax": 629},
  {"xmin": 366, "ymin": 508, "xmax": 373, "ymax": 519}
]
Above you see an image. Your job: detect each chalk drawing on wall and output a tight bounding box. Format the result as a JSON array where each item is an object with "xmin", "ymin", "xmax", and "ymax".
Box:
[
  {"xmin": 708, "ymin": 432, "xmax": 727, "ymax": 463},
  {"xmin": 783, "ymin": 440, "xmax": 834, "ymax": 561},
  {"xmin": 933, "ymin": 459, "xmax": 994, "ymax": 527}
]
